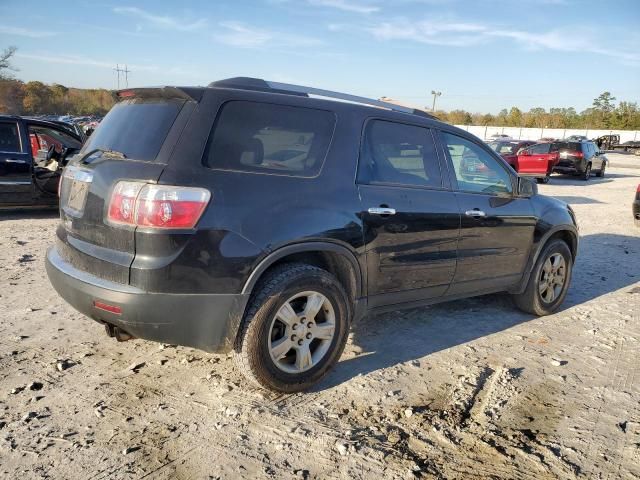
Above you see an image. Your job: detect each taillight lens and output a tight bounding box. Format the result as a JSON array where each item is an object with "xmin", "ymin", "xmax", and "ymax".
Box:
[
  {"xmin": 107, "ymin": 182, "xmax": 210, "ymax": 229},
  {"xmin": 135, "ymin": 185, "xmax": 210, "ymax": 228},
  {"xmin": 108, "ymin": 181, "xmax": 144, "ymax": 225},
  {"xmin": 574, "ymin": 151, "xmax": 584, "ymax": 158}
]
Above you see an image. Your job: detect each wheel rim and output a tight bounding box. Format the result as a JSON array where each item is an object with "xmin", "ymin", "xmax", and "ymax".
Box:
[
  {"xmin": 267, "ymin": 291, "xmax": 336, "ymax": 374},
  {"xmin": 585, "ymin": 165, "xmax": 591, "ymax": 178},
  {"xmin": 538, "ymin": 253, "xmax": 567, "ymax": 304}
]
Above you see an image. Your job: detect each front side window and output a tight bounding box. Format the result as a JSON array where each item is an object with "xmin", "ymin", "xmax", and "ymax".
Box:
[
  {"xmin": 442, "ymin": 131, "xmax": 513, "ymax": 195},
  {"xmin": 358, "ymin": 120, "xmax": 442, "ymax": 188},
  {"xmin": 204, "ymin": 101, "xmax": 336, "ymax": 177},
  {"xmin": 0, "ymin": 122, "xmax": 22, "ymax": 153}
]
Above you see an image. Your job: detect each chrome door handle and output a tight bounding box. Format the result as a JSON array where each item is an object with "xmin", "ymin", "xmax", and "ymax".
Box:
[
  {"xmin": 368, "ymin": 207, "xmax": 396, "ymax": 215},
  {"xmin": 5, "ymin": 158, "xmax": 28, "ymax": 164},
  {"xmin": 465, "ymin": 209, "xmax": 487, "ymax": 218}
]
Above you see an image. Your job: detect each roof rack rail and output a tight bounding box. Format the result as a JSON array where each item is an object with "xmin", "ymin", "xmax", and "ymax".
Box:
[{"xmin": 208, "ymin": 77, "xmax": 435, "ymax": 119}]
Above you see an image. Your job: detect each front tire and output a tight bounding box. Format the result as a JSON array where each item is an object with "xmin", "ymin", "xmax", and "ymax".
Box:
[
  {"xmin": 233, "ymin": 263, "xmax": 350, "ymax": 392},
  {"xmin": 596, "ymin": 162, "xmax": 606, "ymax": 178},
  {"xmin": 512, "ymin": 239, "xmax": 573, "ymax": 316}
]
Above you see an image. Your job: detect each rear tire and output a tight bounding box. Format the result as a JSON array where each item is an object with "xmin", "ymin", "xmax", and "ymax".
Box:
[
  {"xmin": 582, "ymin": 163, "xmax": 592, "ymax": 181},
  {"xmin": 233, "ymin": 263, "xmax": 351, "ymax": 392},
  {"xmin": 512, "ymin": 239, "xmax": 573, "ymax": 316}
]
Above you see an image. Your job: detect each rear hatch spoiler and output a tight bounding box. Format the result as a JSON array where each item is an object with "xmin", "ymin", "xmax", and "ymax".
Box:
[{"xmin": 115, "ymin": 86, "xmax": 205, "ymax": 102}]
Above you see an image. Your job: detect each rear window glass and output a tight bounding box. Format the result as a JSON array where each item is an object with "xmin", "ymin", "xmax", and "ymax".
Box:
[
  {"xmin": 81, "ymin": 98, "xmax": 183, "ymax": 161},
  {"xmin": 204, "ymin": 101, "xmax": 335, "ymax": 177},
  {"xmin": 553, "ymin": 142, "xmax": 581, "ymax": 152}
]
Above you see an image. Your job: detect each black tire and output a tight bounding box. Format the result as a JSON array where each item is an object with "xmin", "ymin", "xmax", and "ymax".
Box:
[
  {"xmin": 596, "ymin": 162, "xmax": 606, "ymax": 178},
  {"xmin": 512, "ymin": 239, "xmax": 573, "ymax": 316},
  {"xmin": 233, "ymin": 263, "xmax": 351, "ymax": 392},
  {"xmin": 582, "ymin": 163, "xmax": 592, "ymax": 181},
  {"xmin": 537, "ymin": 176, "xmax": 550, "ymax": 184}
]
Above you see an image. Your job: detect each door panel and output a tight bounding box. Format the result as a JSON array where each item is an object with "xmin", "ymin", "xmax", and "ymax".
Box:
[
  {"xmin": 0, "ymin": 121, "xmax": 32, "ymax": 205},
  {"xmin": 357, "ymin": 120, "xmax": 460, "ymax": 307},
  {"xmin": 360, "ymin": 185, "xmax": 460, "ymax": 305},
  {"xmin": 518, "ymin": 143, "xmax": 551, "ymax": 176},
  {"xmin": 439, "ymin": 130, "xmax": 537, "ymax": 295},
  {"xmin": 449, "ymin": 194, "xmax": 536, "ymax": 294}
]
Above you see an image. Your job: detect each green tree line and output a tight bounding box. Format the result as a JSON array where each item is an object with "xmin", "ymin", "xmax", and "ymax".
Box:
[
  {"xmin": 0, "ymin": 78, "xmax": 115, "ymax": 116},
  {"xmin": 434, "ymin": 91, "xmax": 640, "ymax": 130},
  {"xmin": 0, "ymin": 46, "xmax": 115, "ymax": 116}
]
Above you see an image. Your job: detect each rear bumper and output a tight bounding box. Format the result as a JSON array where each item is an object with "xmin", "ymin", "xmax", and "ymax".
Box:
[
  {"xmin": 553, "ymin": 160, "xmax": 584, "ymax": 174},
  {"xmin": 45, "ymin": 246, "xmax": 249, "ymax": 353}
]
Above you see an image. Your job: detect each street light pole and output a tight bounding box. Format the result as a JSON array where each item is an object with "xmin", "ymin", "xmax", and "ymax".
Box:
[{"xmin": 431, "ymin": 90, "xmax": 442, "ymax": 112}]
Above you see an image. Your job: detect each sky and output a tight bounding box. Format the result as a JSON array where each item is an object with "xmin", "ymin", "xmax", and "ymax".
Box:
[{"xmin": 1, "ymin": 0, "xmax": 639, "ymax": 113}]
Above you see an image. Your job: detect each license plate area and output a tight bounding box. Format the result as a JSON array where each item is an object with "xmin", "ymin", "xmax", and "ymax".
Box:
[{"xmin": 61, "ymin": 166, "xmax": 93, "ymax": 217}]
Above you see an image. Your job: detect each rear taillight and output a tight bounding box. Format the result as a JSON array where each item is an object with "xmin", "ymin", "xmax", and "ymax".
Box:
[
  {"xmin": 107, "ymin": 181, "xmax": 210, "ymax": 229},
  {"xmin": 108, "ymin": 181, "xmax": 143, "ymax": 226},
  {"xmin": 573, "ymin": 151, "xmax": 584, "ymax": 158}
]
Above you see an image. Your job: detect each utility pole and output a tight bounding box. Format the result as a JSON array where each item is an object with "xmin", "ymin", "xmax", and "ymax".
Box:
[
  {"xmin": 431, "ymin": 90, "xmax": 442, "ymax": 112},
  {"xmin": 114, "ymin": 64, "xmax": 120, "ymax": 90},
  {"xmin": 114, "ymin": 64, "xmax": 132, "ymax": 89}
]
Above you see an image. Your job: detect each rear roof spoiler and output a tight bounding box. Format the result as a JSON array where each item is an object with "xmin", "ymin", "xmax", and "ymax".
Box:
[{"xmin": 116, "ymin": 86, "xmax": 204, "ymax": 102}]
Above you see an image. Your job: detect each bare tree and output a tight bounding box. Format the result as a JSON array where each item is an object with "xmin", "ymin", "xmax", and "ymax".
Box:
[{"xmin": 0, "ymin": 46, "xmax": 18, "ymax": 80}]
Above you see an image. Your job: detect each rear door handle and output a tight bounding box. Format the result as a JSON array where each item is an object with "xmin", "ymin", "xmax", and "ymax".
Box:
[
  {"xmin": 5, "ymin": 158, "xmax": 28, "ymax": 164},
  {"xmin": 368, "ymin": 207, "xmax": 396, "ymax": 216},
  {"xmin": 465, "ymin": 209, "xmax": 487, "ymax": 218}
]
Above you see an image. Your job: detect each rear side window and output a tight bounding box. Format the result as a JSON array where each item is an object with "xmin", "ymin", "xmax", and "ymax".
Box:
[
  {"xmin": 0, "ymin": 122, "xmax": 22, "ymax": 153},
  {"xmin": 204, "ymin": 101, "xmax": 336, "ymax": 177},
  {"xmin": 528, "ymin": 143, "xmax": 551, "ymax": 154},
  {"xmin": 81, "ymin": 98, "xmax": 184, "ymax": 161},
  {"xmin": 358, "ymin": 120, "xmax": 442, "ymax": 188}
]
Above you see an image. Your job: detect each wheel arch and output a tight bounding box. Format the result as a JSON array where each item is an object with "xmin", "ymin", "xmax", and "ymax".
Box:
[
  {"xmin": 512, "ymin": 225, "xmax": 578, "ymax": 294},
  {"xmin": 242, "ymin": 242, "xmax": 364, "ymax": 305}
]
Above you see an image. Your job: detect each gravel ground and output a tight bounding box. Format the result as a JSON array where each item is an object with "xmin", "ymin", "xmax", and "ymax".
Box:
[{"xmin": 1, "ymin": 153, "xmax": 638, "ymax": 479}]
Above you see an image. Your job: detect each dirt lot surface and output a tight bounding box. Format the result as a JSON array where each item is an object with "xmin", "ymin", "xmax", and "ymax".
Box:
[{"xmin": 1, "ymin": 153, "xmax": 639, "ymax": 479}]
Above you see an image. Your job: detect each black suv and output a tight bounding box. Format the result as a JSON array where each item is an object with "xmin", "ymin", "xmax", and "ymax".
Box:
[
  {"xmin": 552, "ymin": 139, "xmax": 607, "ymax": 180},
  {"xmin": 46, "ymin": 78, "xmax": 579, "ymax": 392}
]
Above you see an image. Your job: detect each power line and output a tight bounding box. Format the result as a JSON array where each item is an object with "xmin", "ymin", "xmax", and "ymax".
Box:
[{"xmin": 113, "ymin": 64, "xmax": 132, "ymax": 89}]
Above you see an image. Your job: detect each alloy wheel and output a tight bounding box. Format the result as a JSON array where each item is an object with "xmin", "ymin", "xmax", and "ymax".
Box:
[
  {"xmin": 267, "ymin": 291, "xmax": 336, "ymax": 374},
  {"xmin": 538, "ymin": 253, "xmax": 567, "ymax": 304}
]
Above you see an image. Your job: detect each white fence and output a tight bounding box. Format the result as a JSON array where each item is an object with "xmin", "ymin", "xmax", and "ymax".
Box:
[{"xmin": 455, "ymin": 125, "xmax": 640, "ymax": 143}]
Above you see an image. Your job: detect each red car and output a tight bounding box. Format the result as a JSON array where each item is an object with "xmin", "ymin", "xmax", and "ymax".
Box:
[
  {"xmin": 516, "ymin": 143, "xmax": 560, "ymax": 183},
  {"xmin": 488, "ymin": 140, "xmax": 536, "ymax": 166}
]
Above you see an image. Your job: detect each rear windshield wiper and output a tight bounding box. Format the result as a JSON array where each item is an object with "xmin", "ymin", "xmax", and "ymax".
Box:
[{"xmin": 80, "ymin": 147, "xmax": 127, "ymax": 163}]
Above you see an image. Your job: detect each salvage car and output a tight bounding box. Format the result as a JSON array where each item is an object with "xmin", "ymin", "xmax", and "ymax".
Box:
[
  {"xmin": 516, "ymin": 142, "xmax": 560, "ymax": 183},
  {"xmin": 46, "ymin": 78, "xmax": 579, "ymax": 392},
  {"xmin": 0, "ymin": 116, "xmax": 83, "ymax": 207},
  {"xmin": 552, "ymin": 140, "xmax": 606, "ymax": 180},
  {"xmin": 488, "ymin": 140, "xmax": 536, "ymax": 165}
]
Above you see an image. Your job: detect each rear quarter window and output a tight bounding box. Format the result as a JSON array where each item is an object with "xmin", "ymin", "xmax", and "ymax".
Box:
[
  {"xmin": 203, "ymin": 101, "xmax": 336, "ymax": 177},
  {"xmin": 81, "ymin": 98, "xmax": 184, "ymax": 161}
]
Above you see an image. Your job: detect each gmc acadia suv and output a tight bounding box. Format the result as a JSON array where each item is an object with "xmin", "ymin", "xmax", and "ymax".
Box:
[{"xmin": 46, "ymin": 78, "xmax": 579, "ymax": 392}]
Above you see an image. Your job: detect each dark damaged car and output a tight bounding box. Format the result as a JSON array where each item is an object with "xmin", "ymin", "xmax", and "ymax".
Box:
[{"xmin": 46, "ymin": 79, "xmax": 579, "ymax": 392}]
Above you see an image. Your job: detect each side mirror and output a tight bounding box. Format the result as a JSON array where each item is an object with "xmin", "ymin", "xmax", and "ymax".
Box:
[{"xmin": 518, "ymin": 177, "xmax": 537, "ymax": 197}]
